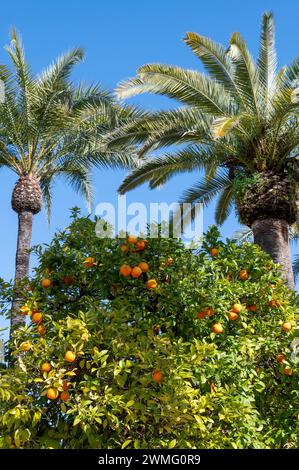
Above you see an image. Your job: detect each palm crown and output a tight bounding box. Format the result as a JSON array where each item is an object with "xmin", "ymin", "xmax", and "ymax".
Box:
[
  {"xmin": 109, "ymin": 13, "xmax": 299, "ymax": 226},
  {"xmin": 0, "ymin": 30, "xmax": 136, "ymax": 217}
]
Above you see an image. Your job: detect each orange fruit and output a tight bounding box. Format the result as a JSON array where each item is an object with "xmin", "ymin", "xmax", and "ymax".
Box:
[
  {"xmin": 20, "ymin": 305, "xmax": 30, "ymax": 316},
  {"xmin": 20, "ymin": 341, "xmax": 32, "ymax": 352},
  {"xmin": 197, "ymin": 311, "xmax": 207, "ymax": 319},
  {"xmin": 231, "ymin": 303, "xmax": 242, "ymax": 314},
  {"xmin": 239, "ymin": 270, "xmax": 249, "ymax": 281},
  {"xmin": 32, "ymin": 312, "xmax": 43, "ymax": 324},
  {"xmin": 119, "ymin": 264, "xmax": 132, "ymax": 277},
  {"xmin": 127, "ymin": 235, "xmax": 138, "ymax": 244},
  {"xmin": 61, "ymin": 276, "xmax": 74, "ymax": 286},
  {"xmin": 60, "ymin": 391, "xmax": 70, "ymax": 402},
  {"xmin": 276, "ymin": 354, "xmax": 285, "ymax": 363},
  {"xmin": 138, "ymin": 262, "xmax": 149, "ymax": 273},
  {"xmin": 131, "ymin": 266, "xmax": 142, "ymax": 278},
  {"xmin": 212, "ymin": 322, "xmax": 223, "ymax": 334},
  {"xmin": 40, "ymin": 362, "xmax": 52, "ymax": 373},
  {"xmin": 247, "ymin": 305, "xmax": 257, "ymax": 312},
  {"xmin": 37, "ymin": 324, "xmax": 46, "ymax": 335},
  {"xmin": 152, "ymin": 369, "xmax": 165, "ymax": 384},
  {"xmin": 210, "ymin": 248, "xmax": 218, "ymax": 257},
  {"xmin": 282, "ymin": 322, "xmax": 292, "ymax": 332},
  {"xmin": 40, "ymin": 279, "xmax": 52, "ymax": 288},
  {"xmin": 283, "ymin": 367, "xmax": 293, "ymax": 376},
  {"xmin": 83, "ymin": 257, "xmax": 95, "ymax": 268},
  {"xmin": 120, "ymin": 244, "xmax": 129, "ymax": 253},
  {"xmin": 64, "ymin": 351, "xmax": 76, "ymax": 363},
  {"xmin": 268, "ymin": 300, "xmax": 278, "ymax": 308},
  {"xmin": 152, "ymin": 325, "xmax": 159, "ymax": 334},
  {"xmin": 146, "ymin": 279, "xmax": 158, "ymax": 289},
  {"xmin": 136, "ymin": 240, "xmax": 147, "ymax": 251},
  {"xmin": 46, "ymin": 388, "xmax": 59, "ymax": 400},
  {"xmin": 228, "ymin": 311, "xmax": 238, "ymax": 321}
]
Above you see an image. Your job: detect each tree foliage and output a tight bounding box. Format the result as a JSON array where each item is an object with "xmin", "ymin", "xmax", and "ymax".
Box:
[{"xmin": 0, "ymin": 211, "xmax": 298, "ymax": 448}]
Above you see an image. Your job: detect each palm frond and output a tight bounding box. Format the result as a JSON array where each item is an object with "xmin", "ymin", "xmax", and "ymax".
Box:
[
  {"xmin": 257, "ymin": 12, "xmax": 277, "ymax": 103},
  {"xmin": 119, "ymin": 63, "xmax": 232, "ymax": 115},
  {"xmin": 227, "ymin": 32, "xmax": 259, "ymax": 115},
  {"xmin": 184, "ymin": 32, "xmax": 243, "ymax": 102},
  {"xmin": 180, "ymin": 170, "xmax": 231, "ymax": 206},
  {"xmin": 215, "ymin": 184, "xmax": 234, "ymax": 224},
  {"xmin": 231, "ymin": 227, "xmax": 253, "ymax": 243},
  {"xmin": 118, "ymin": 145, "xmax": 218, "ymax": 194}
]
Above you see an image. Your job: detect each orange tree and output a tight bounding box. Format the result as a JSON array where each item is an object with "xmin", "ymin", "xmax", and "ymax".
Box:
[{"xmin": 0, "ymin": 209, "xmax": 298, "ymax": 449}]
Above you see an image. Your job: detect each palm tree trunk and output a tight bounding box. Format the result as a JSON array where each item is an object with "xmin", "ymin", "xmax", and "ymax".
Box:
[
  {"xmin": 252, "ymin": 218, "xmax": 294, "ymax": 289},
  {"xmin": 10, "ymin": 211, "xmax": 34, "ymax": 332}
]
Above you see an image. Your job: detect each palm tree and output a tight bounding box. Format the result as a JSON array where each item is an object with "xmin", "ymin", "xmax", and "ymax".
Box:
[
  {"xmin": 0, "ymin": 30, "xmax": 136, "ymax": 333},
  {"xmin": 108, "ymin": 12, "xmax": 299, "ymax": 288}
]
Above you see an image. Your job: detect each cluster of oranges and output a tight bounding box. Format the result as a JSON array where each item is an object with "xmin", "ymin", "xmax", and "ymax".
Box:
[
  {"xmin": 41, "ymin": 351, "xmax": 76, "ymax": 401},
  {"xmin": 196, "ymin": 301, "xmax": 294, "ymax": 375},
  {"xmin": 20, "ymin": 305, "xmax": 46, "ymax": 336},
  {"xmin": 120, "ymin": 235, "xmax": 148, "ymax": 253},
  {"xmin": 119, "ymin": 236, "xmax": 158, "ymax": 290},
  {"xmin": 196, "ymin": 307, "xmax": 223, "ymax": 334}
]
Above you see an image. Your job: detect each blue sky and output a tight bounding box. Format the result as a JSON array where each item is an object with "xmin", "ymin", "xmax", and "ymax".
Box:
[{"xmin": 1, "ymin": 0, "xmax": 299, "ymax": 335}]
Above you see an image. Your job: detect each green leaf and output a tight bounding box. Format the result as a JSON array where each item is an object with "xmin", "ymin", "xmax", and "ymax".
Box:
[{"xmin": 121, "ymin": 439, "xmax": 132, "ymax": 449}]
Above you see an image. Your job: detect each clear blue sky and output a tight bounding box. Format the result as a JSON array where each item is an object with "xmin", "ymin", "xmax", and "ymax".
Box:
[{"xmin": 1, "ymin": 0, "xmax": 299, "ymax": 335}]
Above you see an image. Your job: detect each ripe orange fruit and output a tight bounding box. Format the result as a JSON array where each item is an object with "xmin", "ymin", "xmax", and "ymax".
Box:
[
  {"xmin": 120, "ymin": 244, "xmax": 129, "ymax": 253},
  {"xmin": 152, "ymin": 369, "xmax": 165, "ymax": 384},
  {"xmin": 127, "ymin": 235, "xmax": 138, "ymax": 244},
  {"xmin": 228, "ymin": 311, "xmax": 238, "ymax": 321},
  {"xmin": 212, "ymin": 322, "xmax": 223, "ymax": 334},
  {"xmin": 282, "ymin": 322, "xmax": 292, "ymax": 332},
  {"xmin": 210, "ymin": 248, "xmax": 218, "ymax": 257},
  {"xmin": 37, "ymin": 324, "xmax": 46, "ymax": 335},
  {"xmin": 32, "ymin": 312, "xmax": 43, "ymax": 324},
  {"xmin": 283, "ymin": 367, "xmax": 293, "ymax": 376},
  {"xmin": 276, "ymin": 354, "xmax": 285, "ymax": 363},
  {"xmin": 268, "ymin": 300, "xmax": 278, "ymax": 308},
  {"xmin": 40, "ymin": 279, "xmax": 52, "ymax": 288},
  {"xmin": 46, "ymin": 388, "xmax": 59, "ymax": 400},
  {"xmin": 247, "ymin": 305, "xmax": 257, "ymax": 312},
  {"xmin": 231, "ymin": 303, "xmax": 242, "ymax": 314},
  {"xmin": 119, "ymin": 264, "xmax": 132, "ymax": 277},
  {"xmin": 165, "ymin": 257, "xmax": 174, "ymax": 266},
  {"xmin": 138, "ymin": 262, "xmax": 149, "ymax": 273},
  {"xmin": 136, "ymin": 240, "xmax": 147, "ymax": 251},
  {"xmin": 146, "ymin": 279, "xmax": 158, "ymax": 289},
  {"xmin": 60, "ymin": 391, "xmax": 70, "ymax": 402},
  {"xmin": 20, "ymin": 341, "xmax": 32, "ymax": 352},
  {"xmin": 131, "ymin": 266, "xmax": 142, "ymax": 278},
  {"xmin": 83, "ymin": 257, "xmax": 95, "ymax": 268},
  {"xmin": 40, "ymin": 362, "xmax": 52, "ymax": 373},
  {"xmin": 239, "ymin": 270, "xmax": 249, "ymax": 281},
  {"xmin": 197, "ymin": 311, "xmax": 207, "ymax": 319},
  {"xmin": 61, "ymin": 276, "xmax": 74, "ymax": 286},
  {"xmin": 20, "ymin": 305, "xmax": 30, "ymax": 315},
  {"xmin": 64, "ymin": 351, "xmax": 76, "ymax": 363}
]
